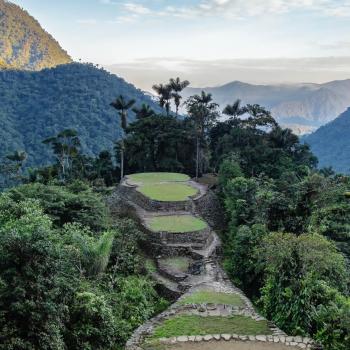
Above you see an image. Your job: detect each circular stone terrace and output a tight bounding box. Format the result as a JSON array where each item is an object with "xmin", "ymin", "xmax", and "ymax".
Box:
[
  {"xmin": 146, "ymin": 215, "xmax": 208, "ymax": 234},
  {"xmin": 126, "ymin": 173, "xmax": 202, "ymax": 202}
]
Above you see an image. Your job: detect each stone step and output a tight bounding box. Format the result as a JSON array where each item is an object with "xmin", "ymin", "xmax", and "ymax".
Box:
[{"xmin": 151, "ymin": 271, "xmax": 183, "ymax": 300}]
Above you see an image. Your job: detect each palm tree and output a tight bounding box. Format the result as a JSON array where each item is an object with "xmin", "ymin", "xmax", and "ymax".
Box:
[
  {"xmin": 152, "ymin": 83, "xmax": 173, "ymax": 116},
  {"xmin": 132, "ymin": 103, "xmax": 155, "ymax": 119},
  {"xmin": 169, "ymin": 77, "xmax": 190, "ymax": 116},
  {"xmin": 110, "ymin": 95, "xmax": 136, "ymax": 179},
  {"xmin": 43, "ymin": 129, "xmax": 80, "ymax": 181},
  {"xmin": 6, "ymin": 150, "xmax": 27, "ymax": 179},
  {"xmin": 73, "ymin": 231, "xmax": 114, "ymax": 277},
  {"xmin": 223, "ymin": 99, "xmax": 245, "ymax": 120},
  {"xmin": 185, "ymin": 91, "xmax": 219, "ymax": 179}
]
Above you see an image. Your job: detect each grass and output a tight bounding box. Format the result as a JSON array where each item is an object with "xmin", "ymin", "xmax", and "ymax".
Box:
[
  {"xmin": 148, "ymin": 215, "xmax": 207, "ymax": 233},
  {"xmin": 178, "ymin": 291, "xmax": 244, "ymax": 307},
  {"xmin": 151, "ymin": 315, "xmax": 272, "ymax": 338},
  {"xmin": 145, "ymin": 258, "xmax": 157, "ymax": 274},
  {"xmin": 138, "ymin": 183, "xmax": 198, "ymax": 202},
  {"xmin": 160, "ymin": 257, "xmax": 191, "ymax": 272},
  {"xmin": 128, "ymin": 172, "xmax": 190, "ymax": 185}
]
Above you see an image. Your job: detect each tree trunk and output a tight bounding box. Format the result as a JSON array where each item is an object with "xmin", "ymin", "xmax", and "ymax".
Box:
[
  {"xmin": 196, "ymin": 136, "xmax": 199, "ymax": 180},
  {"xmin": 120, "ymin": 142, "xmax": 124, "ymax": 180}
]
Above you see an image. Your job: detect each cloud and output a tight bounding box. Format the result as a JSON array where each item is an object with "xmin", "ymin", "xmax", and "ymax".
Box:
[
  {"xmin": 320, "ymin": 41, "xmax": 350, "ymax": 50},
  {"xmin": 123, "ymin": 3, "xmax": 152, "ymax": 15},
  {"xmin": 99, "ymin": 0, "xmax": 118, "ymax": 4},
  {"xmin": 114, "ymin": 0, "xmax": 350, "ymax": 20},
  {"xmin": 105, "ymin": 57, "xmax": 350, "ymax": 91}
]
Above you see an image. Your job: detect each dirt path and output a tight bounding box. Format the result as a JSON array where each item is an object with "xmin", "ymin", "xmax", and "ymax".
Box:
[{"xmin": 164, "ymin": 341, "xmax": 296, "ymax": 350}]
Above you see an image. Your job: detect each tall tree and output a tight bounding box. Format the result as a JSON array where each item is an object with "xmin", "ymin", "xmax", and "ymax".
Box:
[
  {"xmin": 132, "ymin": 104, "xmax": 155, "ymax": 120},
  {"xmin": 152, "ymin": 83, "xmax": 173, "ymax": 116},
  {"xmin": 223, "ymin": 99, "xmax": 245, "ymax": 120},
  {"xmin": 43, "ymin": 129, "xmax": 80, "ymax": 182},
  {"xmin": 6, "ymin": 150, "xmax": 27, "ymax": 179},
  {"xmin": 185, "ymin": 91, "xmax": 219, "ymax": 179},
  {"xmin": 244, "ymin": 104, "xmax": 278, "ymax": 129},
  {"xmin": 110, "ymin": 95, "xmax": 136, "ymax": 179},
  {"xmin": 169, "ymin": 77, "xmax": 190, "ymax": 116}
]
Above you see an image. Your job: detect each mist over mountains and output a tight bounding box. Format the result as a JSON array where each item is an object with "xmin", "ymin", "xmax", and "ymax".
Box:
[{"xmin": 183, "ymin": 80, "xmax": 350, "ymax": 134}]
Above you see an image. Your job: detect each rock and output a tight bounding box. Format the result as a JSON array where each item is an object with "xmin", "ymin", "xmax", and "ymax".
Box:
[
  {"xmin": 203, "ymin": 335, "xmax": 213, "ymax": 341},
  {"xmin": 213, "ymin": 334, "xmax": 221, "ymax": 340},
  {"xmin": 256, "ymin": 335, "xmax": 267, "ymax": 342},
  {"xmin": 177, "ymin": 336, "xmax": 188, "ymax": 342},
  {"xmin": 221, "ymin": 334, "xmax": 232, "ymax": 341},
  {"xmin": 195, "ymin": 335, "xmax": 203, "ymax": 342},
  {"xmin": 273, "ymin": 336, "xmax": 280, "ymax": 343},
  {"xmin": 188, "ymin": 336, "xmax": 196, "ymax": 341}
]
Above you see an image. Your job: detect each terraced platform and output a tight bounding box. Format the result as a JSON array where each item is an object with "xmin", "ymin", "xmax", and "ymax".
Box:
[{"xmin": 113, "ymin": 173, "xmax": 319, "ymax": 350}]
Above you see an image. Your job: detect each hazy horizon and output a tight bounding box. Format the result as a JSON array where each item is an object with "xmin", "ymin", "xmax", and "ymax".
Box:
[
  {"xmin": 104, "ymin": 56, "xmax": 350, "ymax": 91},
  {"xmin": 10, "ymin": 0, "xmax": 350, "ymax": 90}
]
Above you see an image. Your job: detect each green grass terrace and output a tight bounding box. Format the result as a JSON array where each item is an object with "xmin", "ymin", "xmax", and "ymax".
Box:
[
  {"xmin": 148, "ymin": 315, "xmax": 272, "ymax": 339},
  {"xmin": 147, "ymin": 215, "xmax": 207, "ymax": 233},
  {"xmin": 128, "ymin": 172, "xmax": 190, "ymax": 185},
  {"xmin": 178, "ymin": 291, "xmax": 245, "ymax": 307},
  {"xmin": 127, "ymin": 173, "xmax": 198, "ymax": 202}
]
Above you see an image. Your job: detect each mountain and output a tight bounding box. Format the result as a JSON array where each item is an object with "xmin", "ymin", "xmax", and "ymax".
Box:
[
  {"xmin": 0, "ymin": 0, "xmax": 71, "ymax": 70},
  {"xmin": 0, "ymin": 63, "xmax": 163, "ymax": 168},
  {"xmin": 303, "ymin": 108, "xmax": 350, "ymax": 173},
  {"xmin": 183, "ymin": 80, "xmax": 350, "ymax": 134}
]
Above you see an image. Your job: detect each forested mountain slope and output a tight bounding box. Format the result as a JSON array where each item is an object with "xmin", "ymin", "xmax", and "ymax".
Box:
[
  {"xmin": 0, "ymin": 63, "xmax": 163, "ymax": 167},
  {"xmin": 0, "ymin": 0, "xmax": 71, "ymax": 70},
  {"xmin": 304, "ymin": 108, "xmax": 350, "ymax": 173}
]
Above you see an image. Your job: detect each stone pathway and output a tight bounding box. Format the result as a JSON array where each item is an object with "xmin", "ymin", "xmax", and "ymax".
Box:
[{"xmin": 112, "ymin": 175, "xmax": 319, "ymax": 350}]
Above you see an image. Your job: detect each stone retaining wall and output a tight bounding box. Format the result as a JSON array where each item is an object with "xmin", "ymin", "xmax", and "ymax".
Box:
[
  {"xmin": 154, "ymin": 334, "xmax": 320, "ymax": 349},
  {"xmin": 193, "ymin": 190, "xmax": 226, "ymax": 232},
  {"xmin": 119, "ymin": 184, "xmax": 194, "ymax": 212},
  {"xmin": 147, "ymin": 226, "xmax": 211, "ymax": 246}
]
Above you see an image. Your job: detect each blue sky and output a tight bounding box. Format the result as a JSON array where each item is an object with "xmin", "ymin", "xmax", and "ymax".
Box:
[{"xmin": 11, "ymin": 0, "xmax": 350, "ymax": 88}]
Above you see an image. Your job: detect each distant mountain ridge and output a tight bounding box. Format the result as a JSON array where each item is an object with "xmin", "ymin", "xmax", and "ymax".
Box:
[
  {"xmin": 0, "ymin": 63, "xmax": 163, "ymax": 168},
  {"xmin": 183, "ymin": 80, "xmax": 350, "ymax": 134},
  {"xmin": 303, "ymin": 108, "xmax": 350, "ymax": 173},
  {"xmin": 0, "ymin": 0, "xmax": 71, "ymax": 70}
]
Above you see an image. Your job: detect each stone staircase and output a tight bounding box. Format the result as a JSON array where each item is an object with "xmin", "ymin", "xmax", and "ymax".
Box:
[{"xmin": 110, "ymin": 175, "xmax": 320, "ymax": 350}]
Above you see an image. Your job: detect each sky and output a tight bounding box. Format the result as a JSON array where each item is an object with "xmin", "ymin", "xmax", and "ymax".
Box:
[{"xmin": 11, "ymin": 0, "xmax": 350, "ymax": 90}]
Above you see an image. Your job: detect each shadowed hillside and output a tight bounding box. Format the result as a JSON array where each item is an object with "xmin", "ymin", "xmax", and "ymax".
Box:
[
  {"xmin": 0, "ymin": 62, "xmax": 163, "ymax": 167},
  {"xmin": 304, "ymin": 108, "xmax": 350, "ymax": 173}
]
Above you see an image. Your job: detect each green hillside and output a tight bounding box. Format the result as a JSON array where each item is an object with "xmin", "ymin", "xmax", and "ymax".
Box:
[
  {"xmin": 0, "ymin": 0, "xmax": 71, "ymax": 70},
  {"xmin": 0, "ymin": 62, "xmax": 163, "ymax": 167},
  {"xmin": 304, "ymin": 107, "xmax": 350, "ymax": 173}
]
